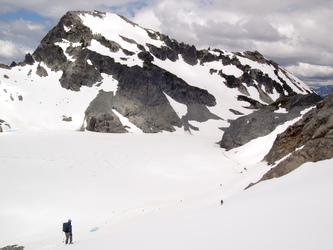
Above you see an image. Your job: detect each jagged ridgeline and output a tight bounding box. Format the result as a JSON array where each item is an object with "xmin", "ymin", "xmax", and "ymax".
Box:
[{"xmin": 2, "ymin": 10, "xmax": 318, "ymax": 133}]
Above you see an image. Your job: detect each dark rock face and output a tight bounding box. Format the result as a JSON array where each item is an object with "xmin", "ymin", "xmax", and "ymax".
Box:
[
  {"xmin": 59, "ymin": 59, "xmax": 102, "ymax": 91},
  {"xmin": 33, "ymin": 11, "xmax": 94, "ymax": 72},
  {"xmin": 33, "ymin": 44, "xmax": 68, "ymax": 72},
  {"xmin": 85, "ymin": 91, "xmax": 128, "ymax": 133},
  {"xmin": 219, "ymin": 93, "xmax": 323, "ymax": 150},
  {"xmin": 84, "ymin": 52, "xmax": 218, "ymax": 133},
  {"xmin": 220, "ymin": 68, "xmax": 296, "ymax": 103},
  {"xmin": 146, "ymin": 43, "xmax": 178, "ymax": 62},
  {"xmin": 251, "ymin": 90, "xmax": 333, "ymax": 184}
]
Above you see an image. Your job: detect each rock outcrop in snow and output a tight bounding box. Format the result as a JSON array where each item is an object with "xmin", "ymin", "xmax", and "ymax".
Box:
[
  {"xmin": 219, "ymin": 93, "xmax": 322, "ymax": 150},
  {"xmin": 250, "ymin": 90, "xmax": 333, "ymax": 184},
  {"xmin": 0, "ymin": 119, "xmax": 11, "ymax": 132},
  {"xmin": 0, "ymin": 245, "xmax": 24, "ymax": 250}
]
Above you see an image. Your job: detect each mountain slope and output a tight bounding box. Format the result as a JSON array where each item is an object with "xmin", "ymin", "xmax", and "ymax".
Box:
[
  {"xmin": 0, "ymin": 10, "xmax": 316, "ymax": 134},
  {"xmin": 257, "ymin": 89, "xmax": 333, "ymax": 182}
]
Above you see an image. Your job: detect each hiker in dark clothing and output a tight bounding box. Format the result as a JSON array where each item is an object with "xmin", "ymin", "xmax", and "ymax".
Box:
[
  {"xmin": 221, "ymin": 199, "xmax": 224, "ymax": 205},
  {"xmin": 65, "ymin": 219, "xmax": 73, "ymax": 244}
]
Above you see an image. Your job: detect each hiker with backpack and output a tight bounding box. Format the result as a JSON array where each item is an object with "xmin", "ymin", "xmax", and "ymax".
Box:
[{"xmin": 63, "ymin": 219, "xmax": 73, "ymax": 244}]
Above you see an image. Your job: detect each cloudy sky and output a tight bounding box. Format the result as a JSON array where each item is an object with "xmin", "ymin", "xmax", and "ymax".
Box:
[{"xmin": 0, "ymin": 0, "xmax": 332, "ymax": 86}]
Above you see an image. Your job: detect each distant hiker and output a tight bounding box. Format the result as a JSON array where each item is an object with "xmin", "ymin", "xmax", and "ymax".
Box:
[
  {"xmin": 221, "ymin": 199, "xmax": 224, "ymax": 205},
  {"xmin": 63, "ymin": 219, "xmax": 73, "ymax": 244}
]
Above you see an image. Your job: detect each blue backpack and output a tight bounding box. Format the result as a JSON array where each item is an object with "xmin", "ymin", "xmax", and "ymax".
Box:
[{"xmin": 63, "ymin": 222, "xmax": 70, "ymax": 232}]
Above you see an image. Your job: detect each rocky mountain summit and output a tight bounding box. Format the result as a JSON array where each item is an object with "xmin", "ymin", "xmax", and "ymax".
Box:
[{"xmin": 0, "ymin": 10, "xmax": 315, "ymax": 134}]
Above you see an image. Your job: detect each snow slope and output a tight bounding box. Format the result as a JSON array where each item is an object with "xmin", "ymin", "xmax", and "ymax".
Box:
[
  {"xmin": 63, "ymin": 159, "xmax": 333, "ymax": 250},
  {"xmin": 1, "ymin": 116, "xmax": 332, "ymax": 249}
]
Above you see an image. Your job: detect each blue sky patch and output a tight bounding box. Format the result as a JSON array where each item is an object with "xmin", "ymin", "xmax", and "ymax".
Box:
[
  {"xmin": 1, "ymin": 9, "xmax": 48, "ymax": 22},
  {"xmin": 108, "ymin": 1, "xmax": 148, "ymax": 17}
]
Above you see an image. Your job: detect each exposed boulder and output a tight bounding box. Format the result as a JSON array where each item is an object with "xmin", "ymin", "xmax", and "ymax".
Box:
[
  {"xmin": 0, "ymin": 119, "xmax": 11, "ymax": 132},
  {"xmin": 0, "ymin": 245, "xmax": 24, "ymax": 250},
  {"xmin": 219, "ymin": 93, "xmax": 322, "ymax": 150},
  {"xmin": 62, "ymin": 116, "xmax": 72, "ymax": 122},
  {"xmin": 36, "ymin": 64, "xmax": 48, "ymax": 77}
]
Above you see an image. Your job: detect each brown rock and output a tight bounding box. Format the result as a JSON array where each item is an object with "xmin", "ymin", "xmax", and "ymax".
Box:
[{"xmin": 252, "ymin": 90, "xmax": 333, "ymax": 185}]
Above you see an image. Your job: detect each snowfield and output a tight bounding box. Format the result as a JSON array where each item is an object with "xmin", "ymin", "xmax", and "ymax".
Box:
[{"xmin": 1, "ymin": 126, "xmax": 332, "ymax": 249}]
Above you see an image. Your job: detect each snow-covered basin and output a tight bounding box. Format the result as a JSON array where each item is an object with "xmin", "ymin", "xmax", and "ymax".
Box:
[
  {"xmin": 0, "ymin": 128, "xmax": 256, "ymax": 247},
  {"xmin": 0, "ymin": 126, "xmax": 332, "ymax": 249}
]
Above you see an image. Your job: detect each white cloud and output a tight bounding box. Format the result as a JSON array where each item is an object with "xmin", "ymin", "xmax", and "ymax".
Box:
[
  {"xmin": 287, "ymin": 63, "xmax": 333, "ymax": 78},
  {"xmin": 0, "ymin": 39, "xmax": 33, "ymax": 65},
  {"xmin": 132, "ymin": 8, "xmax": 162, "ymax": 31},
  {"xmin": 0, "ymin": 40, "xmax": 19, "ymax": 58},
  {"xmin": 285, "ymin": 63, "xmax": 333, "ymax": 86},
  {"xmin": 0, "ymin": 18, "xmax": 48, "ymax": 64}
]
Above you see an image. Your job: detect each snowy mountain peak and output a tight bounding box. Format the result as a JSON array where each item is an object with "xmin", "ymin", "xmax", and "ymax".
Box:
[{"xmin": 1, "ymin": 10, "xmax": 317, "ymax": 134}]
